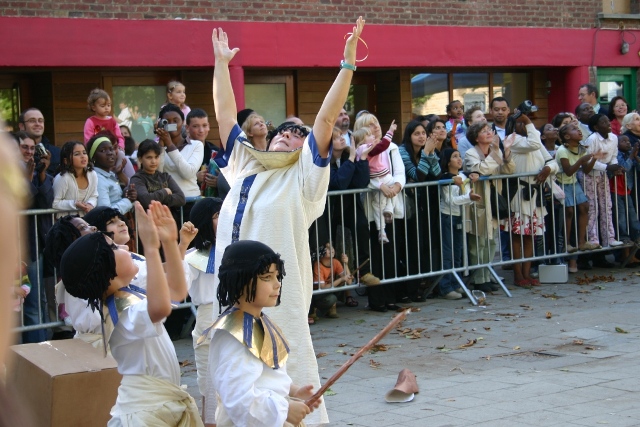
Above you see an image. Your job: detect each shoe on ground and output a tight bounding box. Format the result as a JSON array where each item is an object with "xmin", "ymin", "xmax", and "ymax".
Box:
[
  {"xmin": 566, "ymin": 244, "xmax": 579, "ymax": 253},
  {"xmin": 359, "ymin": 272, "xmax": 381, "ymax": 286},
  {"xmin": 488, "ymin": 282, "xmax": 501, "ymax": 291},
  {"xmin": 369, "ymin": 305, "xmax": 388, "ymax": 312},
  {"xmin": 379, "ymin": 231, "xmax": 389, "ymax": 244},
  {"xmin": 579, "ymin": 242, "xmax": 601, "ymax": 251},
  {"xmin": 609, "ymin": 239, "xmax": 624, "ymax": 247},
  {"xmin": 454, "ymin": 287, "xmax": 465, "ymax": 294},
  {"xmin": 443, "ymin": 291, "xmax": 463, "ymax": 300}
]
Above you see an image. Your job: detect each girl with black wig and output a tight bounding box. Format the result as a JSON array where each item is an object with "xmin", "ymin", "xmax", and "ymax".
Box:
[
  {"xmin": 183, "ymin": 197, "xmax": 223, "ymax": 422},
  {"xmin": 208, "ymin": 240, "xmax": 320, "ymax": 427},
  {"xmin": 60, "ymin": 201, "xmax": 199, "ymax": 426}
]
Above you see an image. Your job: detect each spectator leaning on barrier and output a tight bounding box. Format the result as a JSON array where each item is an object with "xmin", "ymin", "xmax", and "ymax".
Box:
[
  {"xmin": 12, "ymin": 131, "xmax": 54, "ymax": 343},
  {"xmin": 607, "ymin": 95, "xmax": 628, "ymax": 136},
  {"xmin": 52, "ymin": 141, "xmax": 98, "ymax": 215},
  {"xmin": 507, "ymin": 113, "xmax": 559, "ymax": 288},
  {"xmin": 463, "ymin": 123, "xmax": 515, "ymax": 293},
  {"xmin": 18, "ymin": 108, "xmax": 60, "ymax": 176}
]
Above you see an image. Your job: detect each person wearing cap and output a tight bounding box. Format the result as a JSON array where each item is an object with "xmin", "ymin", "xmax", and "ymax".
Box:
[
  {"xmin": 61, "ymin": 202, "xmax": 201, "ymax": 426},
  {"xmin": 210, "ymin": 18, "xmax": 365, "ymax": 426}
]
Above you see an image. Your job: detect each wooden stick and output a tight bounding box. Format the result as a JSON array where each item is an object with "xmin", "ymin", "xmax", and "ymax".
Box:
[
  {"xmin": 353, "ymin": 258, "xmax": 370, "ymax": 274},
  {"xmin": 305, "ymin": 309, "xmax": 410, "ymax": 407}
]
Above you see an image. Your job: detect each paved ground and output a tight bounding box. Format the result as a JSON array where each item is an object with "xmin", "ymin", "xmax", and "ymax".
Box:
[{"xmin": 176, "ymin": 259, "xmax": 640, "ymax": 426}]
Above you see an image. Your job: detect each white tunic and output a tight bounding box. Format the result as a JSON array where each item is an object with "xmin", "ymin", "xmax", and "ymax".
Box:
[
  {"xmin": 212, "ymin": 124, "xmax": 330, "ymax": 425},
  {"xmin": 210, "ymin": 329, "xmax": 291, "ymax": 427}
]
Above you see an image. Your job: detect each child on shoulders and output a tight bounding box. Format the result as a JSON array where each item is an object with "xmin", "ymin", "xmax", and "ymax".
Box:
[{"xmin": 84, "ymin": 89, "xmax": 125, "ymax": 149}]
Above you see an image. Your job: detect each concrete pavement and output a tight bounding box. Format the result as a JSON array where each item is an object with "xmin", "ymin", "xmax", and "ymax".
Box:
[{"xmin": 176, "ymin": 263, "xmax": 640, "ymax": 426}]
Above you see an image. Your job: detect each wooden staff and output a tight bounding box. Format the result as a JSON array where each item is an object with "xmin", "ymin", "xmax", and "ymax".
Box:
[
  {"xmin": 305, "ymin": 309, "xmax": 410, "ymax": 407},
  {"xmin": 353, "ymin": 258, "xmax": 370, "ymax": 274}
]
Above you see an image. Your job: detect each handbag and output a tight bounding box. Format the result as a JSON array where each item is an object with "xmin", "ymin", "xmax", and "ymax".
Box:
[{"xmin": 490, "ymin": 182, "xmax": 510, "ymax": 219}]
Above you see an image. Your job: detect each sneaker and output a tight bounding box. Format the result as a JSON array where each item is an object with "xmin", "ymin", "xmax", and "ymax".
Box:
[
  {"xmin": 379, "ymin": 230, "xmax": 389, "ymax": 244},
  {"xmin": 566, "ymin": 244, "xmax": 579, "ymax": 253},
  {"xmin": 579, "ymin": 241, "xmax": 601, "ymax": 251},
  {"xmin": 443, "ymin": 291, "xmax": 463, "ymax": 300},
  {"xmin": 609, "ymin": 239, "xmax": 624, "ymax": 247},
  {"xmin": 359, "ymin": 272, "xmax": 381, "ymax": 286}
]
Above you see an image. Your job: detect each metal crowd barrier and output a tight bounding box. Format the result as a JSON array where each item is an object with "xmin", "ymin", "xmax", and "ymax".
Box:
[
  {"xmin": 310, "ymin": 169, "xmax": 640, "ymax": 305},
  {"xmin": 15, "ymin": 168, "xmax": 640, "ymax": 334}
]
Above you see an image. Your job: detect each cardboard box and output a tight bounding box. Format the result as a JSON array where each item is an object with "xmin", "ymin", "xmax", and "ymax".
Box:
[
  {"xmin": 7, "ymin": 339, "xmax": 121, "ymax": 427},
  {"xmin": 539, "ymin": 264, "xmax": 568, "ymax": 284}
]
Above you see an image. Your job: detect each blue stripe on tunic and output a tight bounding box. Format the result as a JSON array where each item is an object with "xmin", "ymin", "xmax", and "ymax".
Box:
[{"xmin": 231, "ymin": 174, "xmax": 257, "ymax": 242}]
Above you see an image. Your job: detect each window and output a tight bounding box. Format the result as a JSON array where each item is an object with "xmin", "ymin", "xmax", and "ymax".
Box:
[
  {"xmin": 112, "ymin": 86, "xmax": 166, "ymax": 142},
  {"xmin": 411, "ymin": 71, "xmax": 530, "ymax": 118},
  {"xmin": 0, "ymin": 84, "xmax": 20, "ymax": 131},
  {"xmin": 244, "ymin": 73, "xmax": 294, "ymax": 127}
]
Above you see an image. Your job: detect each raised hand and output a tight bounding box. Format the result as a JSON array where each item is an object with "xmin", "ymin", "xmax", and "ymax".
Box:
[
  {"xmin": 343, "ymin": 16, "xmax": 365, "ymax": 66},
  {"xmin": 134, "ymin": 202, "xmax": 160, "ymax": 250},
  {"xmin": 179, "ymin": 221, "xmax": 198, "ymax": 247},
  {"xmin": 388, "ymin": 119, "xmax": 397, "ymax": 135},
  {"xmin": 212, "ymin": 28, "xmax": 240, "ymax": 64},
  {"xmin": 148, "ymin": 200, "xmax": 178, "ymax": 244},
  {"xmin": 503, "ymin": 132, "xmax": 517, "ymax": 150}
]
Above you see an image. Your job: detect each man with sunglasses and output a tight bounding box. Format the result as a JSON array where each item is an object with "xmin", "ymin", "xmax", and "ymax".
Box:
[{"xmin": 18, "ymin": 108, "xmax": 60, "ymax": 175}]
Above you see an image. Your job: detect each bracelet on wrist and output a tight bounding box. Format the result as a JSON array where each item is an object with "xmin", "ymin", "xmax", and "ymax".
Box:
[{"xmin": 340, "ymin": 60, "xmax": 356, "ymax": 71}]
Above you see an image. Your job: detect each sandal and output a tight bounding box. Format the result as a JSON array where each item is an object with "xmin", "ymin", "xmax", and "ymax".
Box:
[
  {"xmin": 345, "ymin": 296, "xmax": 359, "ymax": 307},
  {"xmin": 529, "ymin": 279, "xmax": 540, "ymax": 286},
  {"xmin": 514, "ymin": 279, "xmax": 532, "ymax": 289}
]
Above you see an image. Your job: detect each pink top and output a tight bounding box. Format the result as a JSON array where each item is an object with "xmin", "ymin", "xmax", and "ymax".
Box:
[
  {"xmin": 84, "ymin": 116, "xmax": 125, "ymax": 148},
  {"xmin": 356, "ymin": 131, "xmax": 393, "ymax": 179}
]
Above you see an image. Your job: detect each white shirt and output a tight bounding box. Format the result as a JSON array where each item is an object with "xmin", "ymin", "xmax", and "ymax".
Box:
[
  {"xmin": 584, "ymin": 131, "xmax": 618, "ymax": 173},
  {"xmin": 210, "ymin": 329, "xmax": 291, "ymax": 427},
  {"xmin": 160, "ymin": 140, "xmax": 204, "ymax": 198},
  {"xmin": 109, "ymin": 299, "xmax": 181, "ymax": 385}
]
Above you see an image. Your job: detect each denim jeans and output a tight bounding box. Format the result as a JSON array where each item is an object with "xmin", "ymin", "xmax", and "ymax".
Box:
[
  {"xmin": 439, "ymin": 214, "xmax": 463, "ymax": 294},
  {"xmin": 613, "ymin": 193, "xmax": 640, "ymax": 240},
  {"xmin": 23, "ymin": 255, "xmax": 48, "ymax": 343}
]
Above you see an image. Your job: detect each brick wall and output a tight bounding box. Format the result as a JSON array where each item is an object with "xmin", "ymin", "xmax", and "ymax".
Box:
[{"xmin": 0, "ymin": 0, "xmax": 602, "ymax": 29}]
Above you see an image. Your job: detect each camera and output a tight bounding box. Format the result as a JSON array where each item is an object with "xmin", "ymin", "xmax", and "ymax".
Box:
[
  {"xmin": 34, "ymin": 143, "xmax": 47, "ymax": 173},
  {"xmin": 35, "ymin": 143, "xmax": 47, "ymax": 158},
  {"xmin": 505, "ymin": 100, "xmax": 538, "ymax": 135},
  {"xmin": 511, "ymin": 100, "xmax": 538, "ymax": 120},
  {"xmin": 157, "ymin": 118, "xmax": 178, "ymax": 132}
]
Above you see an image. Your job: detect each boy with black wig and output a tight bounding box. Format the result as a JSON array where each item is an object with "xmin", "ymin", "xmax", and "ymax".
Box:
[
  {"xmin": 61, "ymin": 201, "xmax": 202, "ymax": 426},
  {"xmin": 206, "ymin": 240, "xmax": 321, "ymax": 427}
]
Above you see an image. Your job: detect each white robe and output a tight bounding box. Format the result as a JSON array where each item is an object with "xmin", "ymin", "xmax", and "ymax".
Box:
[{"xmin": 212, "ymin": 124, "xmax": 330, "ymax": 425}]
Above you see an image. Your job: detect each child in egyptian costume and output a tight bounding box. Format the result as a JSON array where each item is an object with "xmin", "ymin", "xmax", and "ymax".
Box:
[
  {"xmin": 61, "ymin": 201, "xmax": 203, "ymax": 427},
  {"xmin": 206, "ymin": 240, "xmax": 322, "ymax": 427},
  {"xmin": 183, "ymin": 197, "xmax": 223, "ymax": 422}
]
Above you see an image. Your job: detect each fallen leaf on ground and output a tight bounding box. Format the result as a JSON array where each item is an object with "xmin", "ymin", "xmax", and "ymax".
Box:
[
  {"xmin": 369, "ymin": 359, "xmax": 381, "ymax": 368},
  {"xmin": 316, "ymin": 352, "xmax": 328, "ymax": 358},
  {"xmin": 371, "ymin": 344, "xmax": 389, "ymax": 352},
  {"xmin": 546, "ymin": 312, "xmax": 552, "ymax": 319},
  {"xmin": 585, "ymin": 346, "xmax": 596, "ymax": 350},
  {"xmin": 179, "ymin": 360, "xmax": 193, "ymax": 368},
  {"xmin": 484, "ymin": 327, "xmax": 491, "ymax": 331},
  {"xmin": 355, "ymin": 319, "xmax": 365, "ymax": 324},
  {"xmin": 459, "ymin": 339, "xmax": 477, "ymax": 348},
  {"xmin": 513, "ymin": 346, "xmax": 521, "ymax": 350},
  {"xmin": 324, "ymin": 388, "xmax": 337, "ymax": 396},
  {"xmin": 337, "ymin": 343, "xmax": 347, "ymax": 347},
  {"xmin": 615, "ymin": 327, "xmax": 629, "ymax": 334},
  {"xmin": 573, "ymin": 340, "xmax": 584, "ymax": 345}
]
